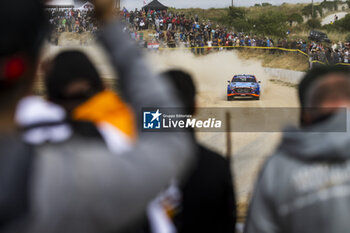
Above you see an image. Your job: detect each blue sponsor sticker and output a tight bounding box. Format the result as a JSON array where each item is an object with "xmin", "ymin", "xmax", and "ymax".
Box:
[{"xmin": 143, "ymin": 109, "xmax": 162, "ymax": 129}]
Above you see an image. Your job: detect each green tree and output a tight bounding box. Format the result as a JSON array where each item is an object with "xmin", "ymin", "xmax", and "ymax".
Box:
[
  {"xmin": 253, "ymin": 11, "xmax": 288, "ymax": 37},
  {"xmin": 226, "ymin": 6, "xmax": 246, "ymax": 20},
  {"xmin": 288, "ymin": 13, "xmax": 304, "ymax": 24},
  {"xmin": 320, "ymin": 1, "xmax": 338, "ymax": 11},
  {"xmin": 222, "ymin": 7, "xmax": 252, "ymax": 32},
  {"xmin": 261, "ymin": 2, "xmax": 272, "ymax": 7},
  {"xmin": 334, "ymin": 13, "xmax": 350, "ymax": 31},
  {"xmin": 302, "ymin": 4, "xmax": 323, "ymax": 17},
  {"xmin": 307, "ymin": 18, "xmax": 321, "ymax": 29}
]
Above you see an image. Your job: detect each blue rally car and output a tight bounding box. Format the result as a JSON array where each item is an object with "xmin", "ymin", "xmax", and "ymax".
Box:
[{"xmin": 227, "ymin": 75, "xmax": 261, "ymax": 101}]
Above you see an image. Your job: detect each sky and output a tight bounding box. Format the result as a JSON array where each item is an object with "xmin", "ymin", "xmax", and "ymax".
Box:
[{"xmin": 121, "ymin": 0, "xmax": 323, "ymax": 10}]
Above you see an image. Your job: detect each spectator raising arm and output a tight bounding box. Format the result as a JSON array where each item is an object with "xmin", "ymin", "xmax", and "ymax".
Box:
[{"xmin": 29, "ymin": 1, "xmax": 195, "ymax": 233}]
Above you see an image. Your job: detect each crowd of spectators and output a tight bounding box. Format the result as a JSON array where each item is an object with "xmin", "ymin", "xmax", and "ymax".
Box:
[
  {"xmin": 44, "ymin": 7, "xmax": 350, "ymax": 65},
  {"xmin": 121, "ymin": 8, "xmax": 286, "ymax": 50},
  {"xmin": 309, "ymin": 41, "xmax": 350, "ymax": 65},
  {"xmin": 4, "ymin": 1, "xmax": 350, "ymax": 233},
  {"xmin": 46, "ymin": 8, "xmax": 98, "ymax": 33},
  {"xmin": 121, "ymin": 8, "xmax": 350, "ymax": 65}
]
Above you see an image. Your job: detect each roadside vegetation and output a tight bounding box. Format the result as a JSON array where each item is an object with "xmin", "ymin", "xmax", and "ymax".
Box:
[{"xmin": 171, "ymin": 1, "xmax": 350, "ymax": 41}]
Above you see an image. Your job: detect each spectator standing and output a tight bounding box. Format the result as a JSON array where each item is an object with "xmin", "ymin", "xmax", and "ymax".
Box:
[
  {"xmin": 44, "ymin": 50, "xmax": 136, "ymax": 154},
  {"xmin": 245, "ymin": 66, "xmax": 350, "ymax": 233},
  {"xmin": 162, "ymin": 70, "xmax": 236, "ymax": 233},
  {"xmin": 0, "ymin": 0, "xmax": 195, "ymax": 233}
]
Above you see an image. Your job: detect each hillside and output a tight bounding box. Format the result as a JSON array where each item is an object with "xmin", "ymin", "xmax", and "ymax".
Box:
[
  {"xmin": 169, "ymin": 3, "xmax": 307, "ymax": 24},
  {"xmin": 169, "ymin": 1, "xmax": 350, "ymax": 41}
]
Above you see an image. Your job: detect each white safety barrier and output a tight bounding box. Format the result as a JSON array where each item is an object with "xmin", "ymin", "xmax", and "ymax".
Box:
[{"xmin": 264, "ymin": 67, "xmax": 305, "ymax": 85}]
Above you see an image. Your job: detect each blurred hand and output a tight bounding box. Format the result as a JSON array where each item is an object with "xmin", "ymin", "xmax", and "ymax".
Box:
[{"xmin": 91, "ymin": 0, "xmax": 116, "ymax": 23}]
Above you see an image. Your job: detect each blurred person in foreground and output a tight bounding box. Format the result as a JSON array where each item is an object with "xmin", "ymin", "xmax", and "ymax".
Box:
[
  {"xmin": 43, "ymin": 50, "xmax": 180, "ymax": 233},
  {"xmin": 245, "ymin": 65, "xmax": 350, "ymax": 233},
  {"xmin": 44, "ymin": 50, "xmax": 135, "ymax": 154},
  {"xmin": 162, "ymin": 70, "xmax": 236, "ymax": 233},
  {"xmin": 0, "ymin": 0, "xmax": 194, "ymax": 233}
]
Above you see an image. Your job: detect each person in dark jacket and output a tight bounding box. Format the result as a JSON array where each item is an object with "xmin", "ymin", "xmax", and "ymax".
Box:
[
  {"xmin": 0, "ymin": 0, "xmax": 49, "ymax": 230},
  {"xmin": 333, "ymin": 49, "xmax": 341, "ymax": 64},
  {"xmin": 162, "ymin": 70, "xmax": 236, "ymax": 233},
  {"xmin": 245, "ymin": 65, "xmax": 350, "ymax": 233}
]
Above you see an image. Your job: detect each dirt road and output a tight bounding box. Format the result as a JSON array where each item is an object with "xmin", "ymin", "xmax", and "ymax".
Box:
[
  {"xmin": 321, "ymin": 12, "xmax": 347, "ymax": 25},
  {"xmin": 43, "ymin": 45, "xmax": 300, "ymax": 215},
  {"xmin": 146, "ymin": 50, "xmax": 300, "ymax": 206}
]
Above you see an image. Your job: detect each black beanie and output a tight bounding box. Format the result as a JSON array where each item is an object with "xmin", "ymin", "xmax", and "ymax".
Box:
[
  {"xmin": 45, "ymin": 50, "xmax": 104, "ymax": 102},
  {"xmin": 299, "ymin": 65, "xmax": 350, "ymax": 107}
]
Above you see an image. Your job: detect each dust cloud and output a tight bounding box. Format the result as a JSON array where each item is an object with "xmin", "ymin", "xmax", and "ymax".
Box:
[
  {"xmin": 146, "ymin": 49, "xmax": 298, "ymax": 208},
  {"xmin": 146, "ymin": 50, "xmax": 270, "ymax": 103},
  {"xmin": 41, "ymin": 44, "xmax": 298, "ymax": 208}
]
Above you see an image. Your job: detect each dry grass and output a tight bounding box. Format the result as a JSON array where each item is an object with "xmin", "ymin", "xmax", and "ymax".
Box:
[
  {"xmin": 270, "ymin": 79, "xmax": 298, "ymax": 88},
  {"xmin": 326, "ymin": 31, "xmax": 348, "ymax": 42},
  {"xmin": 168, "ymin": 7, "xmax": 227, "ymax": 24},
  {"xmin": 236, "ymin": 49, "xmax": 309, "ymax": 72},
  {"xmin": 246, "ymin": 3, "xmax": 307, "ymax": 19},
  {"xmin": 290, "ymin": 29, "xmax": 348, "ymax": 42},
  {"xmin": 170, "ymin": 3, "xmax": 307, "ymax": 24}
]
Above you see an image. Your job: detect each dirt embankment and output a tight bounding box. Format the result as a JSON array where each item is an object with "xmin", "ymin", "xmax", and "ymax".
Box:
[
  {"xmin": 236, "ymin": 49, "xmax": 309, "ymax": 72},
  {"xmin": 54, "ymin": 32, "xmax": 94, "ymax": 46}
]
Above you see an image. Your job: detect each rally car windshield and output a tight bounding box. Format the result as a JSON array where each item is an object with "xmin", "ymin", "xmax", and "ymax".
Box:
[{"xmin": 232, "ymin": 76, "xmax": 256, "ymax": 82}]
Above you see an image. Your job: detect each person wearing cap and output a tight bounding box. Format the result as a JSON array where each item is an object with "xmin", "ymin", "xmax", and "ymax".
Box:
[
  {"xmin": 0, "ymin": 0, "xmax": 194, "ymax": 233},
  {"xmin": 245, "ymin": 65, "xmax": 350, "ymax": 233},
  {"xmin": 44, "ymin": 50, "xmax": 136, "ymax": 154}
]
